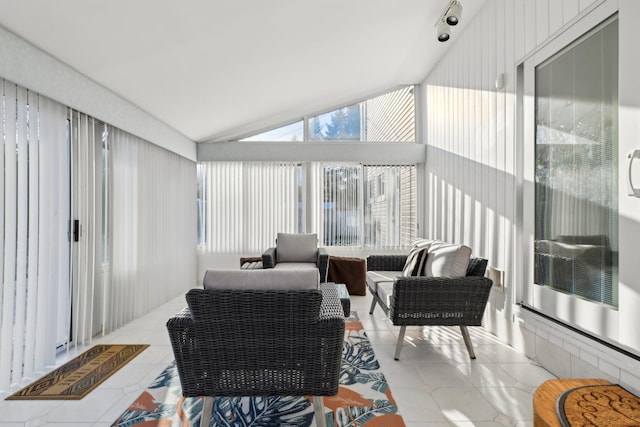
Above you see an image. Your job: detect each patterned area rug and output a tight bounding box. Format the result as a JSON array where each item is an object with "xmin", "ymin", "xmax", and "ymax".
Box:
[
  {"xmin": 6, "ymin": 344, "xmax": 149, "ymax": 400},
  {"xmin": 112, "ymin": 313, "xmax": 405, "ymax": 426}
]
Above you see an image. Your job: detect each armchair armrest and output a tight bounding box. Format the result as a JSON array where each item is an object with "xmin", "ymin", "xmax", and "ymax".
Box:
[
  {"xmin": 262, "ymin": 247, "xmax": 277, "ymax": 269},
  {"xmin": 367, "ymin": 255, "xmax": 407, "ymax": 272},
  {"xmin": 317, "ymin": 247, "xmax": 329, "ymax": 283},
  {"xmin": 390, "ymin": 276, "xmax": 493, "ymax": 327}
]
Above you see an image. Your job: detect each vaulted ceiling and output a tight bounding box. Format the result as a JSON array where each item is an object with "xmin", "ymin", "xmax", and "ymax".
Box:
[{"xmin": 0, "ymin": 0, "xmax": 485, "ymax": 142}]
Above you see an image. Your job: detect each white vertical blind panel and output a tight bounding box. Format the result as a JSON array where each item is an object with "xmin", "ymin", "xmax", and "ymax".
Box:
[
  {"xmin": 36, "ymin": 96, "xmax": 69, "ymax": 368},
  {"xmin": 105, "ymin": 127, "xmax": 195, "ymax": 332},
  {"xmin": 1, "ymin": 81, "xmax": 18, "ymax": 389},
  {"xmin": 110, "ymin": 128, "xmax": 138, "ymax": 329},
  {"xmin": 0, "ymin": 81, "xmax": 5, "ymax": 388},
  {"xmin": 12, "ymin": 86, "xmax": 29, "ymax": 384},
  {"xmin": 23, "ymin": 90, "xmax": 40, "ymax": 377}
]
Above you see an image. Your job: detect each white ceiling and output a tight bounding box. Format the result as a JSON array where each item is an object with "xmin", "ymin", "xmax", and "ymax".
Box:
[{"xmin": 0, "ymin": 0, "xmax": 485, "ymax": 142}]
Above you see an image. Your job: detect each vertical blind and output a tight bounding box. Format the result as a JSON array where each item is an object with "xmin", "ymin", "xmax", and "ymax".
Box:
[
  {"xmin": 107, "ymin": 127, "xmax": 196, "ymax": 330},
  {"xmin": 0, "ymin": 79, "xmax": 196, "ymax": 391},
  {"xmin": 200, "ymin": 162, "xmax": 299, "ymax": 253},
  {"xmin": 199, "ymin": 162, "xmax": 416, "ymax": 252},
  {"xmin": 0, "ymin": 80, "xmax": 70, "ymax": 389}
]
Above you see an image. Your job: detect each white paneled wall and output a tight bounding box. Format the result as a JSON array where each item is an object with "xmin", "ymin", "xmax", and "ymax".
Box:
[{"xmin": 422, "ymin": 0, "xmax": 640, "ymax": 394}]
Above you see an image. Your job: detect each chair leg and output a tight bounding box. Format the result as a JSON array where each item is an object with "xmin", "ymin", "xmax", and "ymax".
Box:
[
  {"xmin": 394, "ymin": 325, "xmax": 407, "ymax": 360},
  {"xmin": 460, "ymin": 325, "xmax": 476, "ymax": 359},
  {"xmin": 201, "ymin": 396, "xmax": 214, "ymax": 427},
  {"xmin": 369, "ymin": 297, "xmax": 377, "ymax": 314},
  {"xmin": 313, "ymin": 395, "xmax": 327, "ymax": 427}
]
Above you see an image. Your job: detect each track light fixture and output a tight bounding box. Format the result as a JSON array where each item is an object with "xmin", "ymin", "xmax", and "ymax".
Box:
[
  {"xmin": 436, "ymin": 20, "xmax": 450, "ymax": 42},
  {"xmin": 435, "ymin": 0, "xmax": 463, "ymax": 42}
]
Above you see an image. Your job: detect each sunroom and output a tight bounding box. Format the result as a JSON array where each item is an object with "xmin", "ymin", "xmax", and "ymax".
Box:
[{"xmin": 2, "ymin": 0, "xmax": 640, "ymax": 425}]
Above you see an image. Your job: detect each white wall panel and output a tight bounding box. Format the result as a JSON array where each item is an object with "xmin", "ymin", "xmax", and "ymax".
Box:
[
  {"xmin": 536, "ymin": 0, "xmax": 551, "ymax": 45},
  {"xmin": 580, "ymin": 0, "xmax": 599, "ymax": 11},
  {"xmin": 564, "ymin": 0, "xmax": 581, "ymax": 24},
  {"xmin": 549, "ymin": 0, "xmax": 565, "ymax": 34},
  {"xmin": 525, "ymin": 0, "xmax": 538, "ymax": 54}
]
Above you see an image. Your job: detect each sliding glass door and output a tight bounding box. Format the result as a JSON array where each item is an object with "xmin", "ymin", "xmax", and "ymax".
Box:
[
  {"xmin": 533, "ymin": 17, "xmax": 619, "ymax": 308},
  {"xmin": 520, "ymin": 0, "xmax": 640, "ymax": 356}
]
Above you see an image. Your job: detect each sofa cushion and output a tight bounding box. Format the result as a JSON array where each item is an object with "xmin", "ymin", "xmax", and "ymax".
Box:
[
  {"xmin": 377, "ymin": 282, "xmax": 395, "ymax": 310},
  {"xmin": 401, "ymin": 239, "xmax": 435, "ymax": 277},
  {"xmin": 366, "ymin": 271, "xmax": 398, "ymax": 294},
  {"xmin": 423, "ymin": 241, "xmax": 472, "ymax": 277},
  {"xmin": 273, "ymin": 262, "xmax": 317, "ymax": 271},
  {"xmin": 203, "ymin": 268, "xmax": 319, "ymax": 290},
  {"xmin": 276, "ymin": 233, "xmax": 318, "ymax": 263},
  {"xmin": 466, "ymin": 257, "xmax": 488, "ymax": 277}
]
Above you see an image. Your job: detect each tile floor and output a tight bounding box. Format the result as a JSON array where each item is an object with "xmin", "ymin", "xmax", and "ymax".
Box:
[{"xmin": 1, "ymin": 292, "xmax": 560, "ymax": 426}]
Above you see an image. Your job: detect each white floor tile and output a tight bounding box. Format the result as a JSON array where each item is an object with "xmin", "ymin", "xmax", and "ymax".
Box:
[
  {"xmin": 480, "ymin": 386, "xmax": 535, "ymax": 421},
  {"xmin": 391, "ymin": 387, "xmax": 449, "ymax": 422},
  {"xmin": 496, "ymin": 362, "xmax": 556, "ymax": 388},
  {"xmin": 456, "ymin": 362, "xmax": 518, "ymax": 388},
  {"xmin": 415, "ymin": 362, "xmax": 475, "ymax": 391},
  {"xmin": 431, "ymin": 387, "xmax": 500, "ymax": 422}
]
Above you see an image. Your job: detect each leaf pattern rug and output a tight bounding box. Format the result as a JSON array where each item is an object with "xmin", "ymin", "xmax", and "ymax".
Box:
[{"xmin": 112, "ymin": 312, "xmax": 405, "ymax": 426}]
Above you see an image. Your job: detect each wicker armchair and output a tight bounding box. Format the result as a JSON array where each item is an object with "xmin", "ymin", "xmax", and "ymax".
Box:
[
  {"xmin": 367, "ymin": 255, "xmax": 492, "ymax": 360},
  {"xmin": 262, "ymin": 233, "xmax": 330, "ymax": 282},
  {"xmin": 166, "ymin": 284, "xmax": 345, "ymax": 427}
]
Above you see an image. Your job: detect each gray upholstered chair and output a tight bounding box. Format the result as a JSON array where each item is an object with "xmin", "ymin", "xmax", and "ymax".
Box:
[
  {"xmin": 262, "ymin": 232, "xmax": 330, "ymax": 283},
  {"xmin": 166, "ymin": 269, "xmax": 345, "ymax": 427}
]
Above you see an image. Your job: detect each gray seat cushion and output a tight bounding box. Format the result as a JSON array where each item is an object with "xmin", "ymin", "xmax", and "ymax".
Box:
[
  {"xmin": 377, "ymin": 282, "xmax": 395, "ymax": 310},
  {"xmin": 203, "ymin": 268, "xmax": 319, "ymax": 290},
  {"xmin": 366, "ymin": 270, "xmax": 399, "ymax": 293},
  {"xmin": 273, "ymin": 262, "xmax": 318, "ymax": 271}
]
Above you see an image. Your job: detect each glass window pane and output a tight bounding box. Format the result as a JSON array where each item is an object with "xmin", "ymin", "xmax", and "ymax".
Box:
[
  {"xmin": 309, "ymin": 86, "xmax": 415, "ymax": 142},
  {"xmin": 240, "ymin": 121, "xmax": 304, "ymax": 141},
  {"xmin": 534, "ymin": 19, "xmax": 618, "ymax": 308},
  {"xmin": 322, "ymin": 165, "xmax": 362, "ymax": 245},
  {"xmin": 309, "ymin": 105, "xmax": 362, "ymax": 141}
]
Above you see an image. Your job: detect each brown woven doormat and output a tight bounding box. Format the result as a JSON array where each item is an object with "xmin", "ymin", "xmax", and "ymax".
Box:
[
  {"xmin": 6, "ymin": 344, "xmax": 148, "ymax": 400},
  {"xmin": 557, "ymin": 384, "xmax": 640, "ymax": 426}
]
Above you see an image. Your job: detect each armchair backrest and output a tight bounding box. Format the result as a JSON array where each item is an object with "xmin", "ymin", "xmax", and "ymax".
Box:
[
  {"xmin": 186, "ymin": 288, "xmax": 322, "ymax": 324},
  {"xmin": 276, "ymin": 232, "xmax": 318, "ymax": 263},
  {"xmin": 196, "ymin": 268, "xmax": 322, "ymax": 323}
]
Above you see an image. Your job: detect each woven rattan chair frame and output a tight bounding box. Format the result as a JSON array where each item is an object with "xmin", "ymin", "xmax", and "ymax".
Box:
[
  {"xmin": 262, "ymin": 247, "xmax": 330, "ymax": 283},
  {"xmin": 367, "ymin": 255, "xmax": 492, "ymax": 360},
  {"xmin": 167, "ymin": 284, "xmax": 345, "ymax": 427}
]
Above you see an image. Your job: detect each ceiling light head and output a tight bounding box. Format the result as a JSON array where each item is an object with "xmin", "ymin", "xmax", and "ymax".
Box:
[
  {"xmin": 436, "ymin": 20, "xmax": 450, "ymax": 42},
  {"xmin": 445, "ymin": 1, "xmax": 463, "ymax": 26}
]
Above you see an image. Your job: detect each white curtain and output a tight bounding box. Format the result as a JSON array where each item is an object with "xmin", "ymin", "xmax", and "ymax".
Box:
[{"xmin": 0, "ymin": 80, "xmax": 70, "ymax": 390}]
